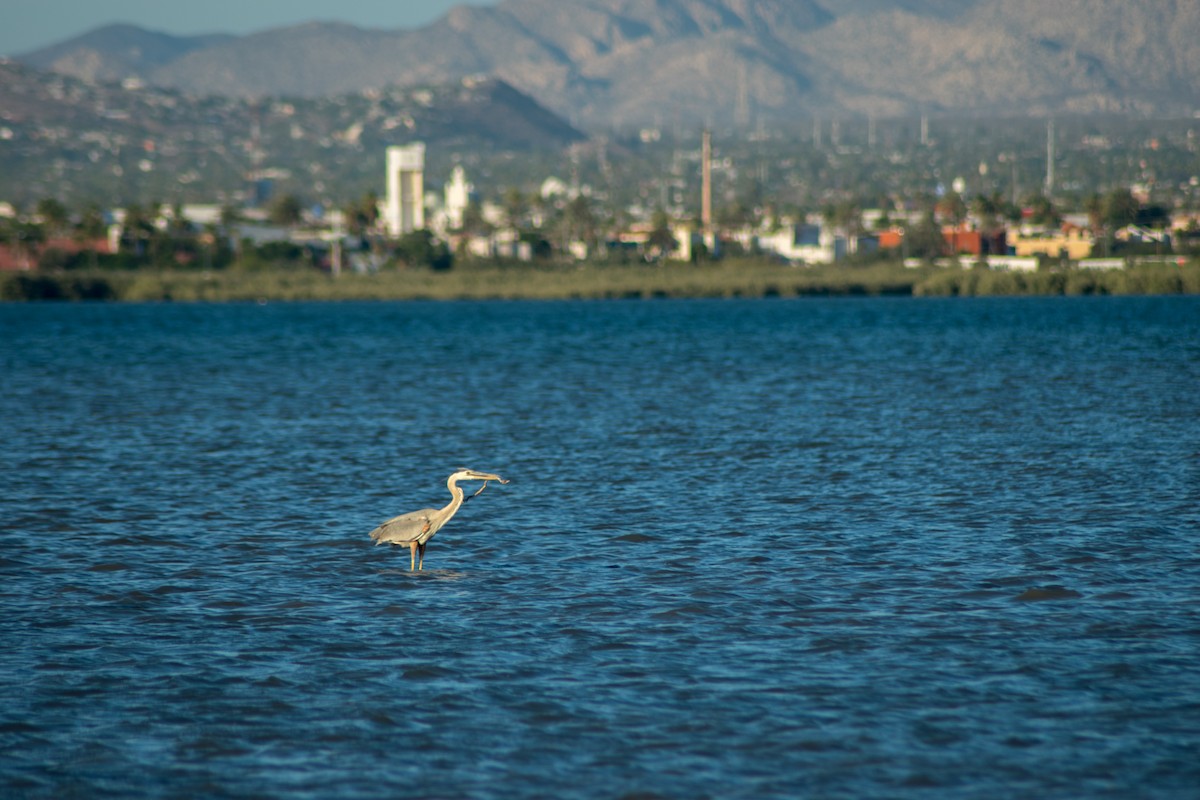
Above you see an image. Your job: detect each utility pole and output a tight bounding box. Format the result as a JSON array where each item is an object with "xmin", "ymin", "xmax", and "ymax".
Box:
[
  {"xmin": 735, "ymin": 65, "xmax": 750, "ymax": 130},
  {"xmin": 701, "ymin": 129, "xmax": 713, "ymax": 234},
  {"xmin": 1044, "ymin": 119, "xmax": 1055, "ymax": 196}
]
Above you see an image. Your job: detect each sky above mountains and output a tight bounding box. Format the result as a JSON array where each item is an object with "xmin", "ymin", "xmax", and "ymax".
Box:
[{"xmin": 1, "ymin": 0, "xmax": 500, "ymax": 57}]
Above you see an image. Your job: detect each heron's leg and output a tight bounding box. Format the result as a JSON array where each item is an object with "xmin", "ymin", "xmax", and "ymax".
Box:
[
  {"xmin": 417, "ymin": 543, "xmax": 426, "ymax": 570},
  {"xmin": 409, "ymin": 542, "xmax": 417, "ymax": 571}
]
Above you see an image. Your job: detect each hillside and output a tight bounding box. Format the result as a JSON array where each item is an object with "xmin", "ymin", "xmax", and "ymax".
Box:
[
  {"xmin": 16, "ymin": 0, "xmax": 1200, "ymax": 126},
  {"xmin": 0, "ymin": 61, "xmax": 584, "ymax": 206}
]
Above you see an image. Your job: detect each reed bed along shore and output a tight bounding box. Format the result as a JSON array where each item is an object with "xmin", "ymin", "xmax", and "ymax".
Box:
[{"xmin": 3, "ymin": 259, "xmax": 1198, "ymax": 302}]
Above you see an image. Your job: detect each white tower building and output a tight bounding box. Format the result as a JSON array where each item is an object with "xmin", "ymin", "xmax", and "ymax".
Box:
[
  {"xmin": 444, "ymin": 165, "xmax": 473, "ymax": 231},
  {"xmin": 384, "ymin": 144, "xmax": 425, "ymax": 237}
]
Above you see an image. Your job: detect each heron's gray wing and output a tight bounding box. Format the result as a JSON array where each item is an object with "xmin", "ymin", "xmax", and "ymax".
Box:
[{"xmin": 369, "ymin": 509, "xmax": 434, "ymax": 545}]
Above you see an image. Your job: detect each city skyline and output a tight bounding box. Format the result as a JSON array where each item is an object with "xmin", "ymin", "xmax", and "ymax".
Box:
[{"xmin": 0, "ymin": 0, "xmax": 500, "ymax": 57}]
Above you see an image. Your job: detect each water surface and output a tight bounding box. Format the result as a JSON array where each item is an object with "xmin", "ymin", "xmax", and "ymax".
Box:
[{"xmin": 2, "ymin": 297, "xmax": 1198, "ymax": 798}]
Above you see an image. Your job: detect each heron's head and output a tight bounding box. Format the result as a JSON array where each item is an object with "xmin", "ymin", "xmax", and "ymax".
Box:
[{"xmin": 450, "ymin": 469, "xmax": 509, "ymax": 485}]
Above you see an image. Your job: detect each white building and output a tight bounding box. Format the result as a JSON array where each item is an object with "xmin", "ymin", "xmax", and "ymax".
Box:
[
  {"xmin": 443, "ymin": 166, "xmax": 473, "ymax": 231},
  {"xmin": 540, "ymin": 176, "xmax": 569, "ymax": 200},
  {"xmin": 383, "ymin": 144, "xmax": 425, "ymax": 237},
  {"xmin": 756, "ymin": 222, "xmax": 879, "ymax": 265},
  {"xmin": 757, "ymin": 223, "xmax": 841, "ymax": 264}
]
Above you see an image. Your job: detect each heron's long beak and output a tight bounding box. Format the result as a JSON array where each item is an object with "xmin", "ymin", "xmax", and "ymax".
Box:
[
  {"xmin": 467, "ymin": 471, "xmax": 507, "ymax": 498},
  {"xmin": 466, "ymin": 471, "xmax": 508, "ymax": 484}
]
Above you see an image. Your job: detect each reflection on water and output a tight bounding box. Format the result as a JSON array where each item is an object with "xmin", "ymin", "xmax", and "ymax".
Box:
[{"xmin": 2, "ymin": 297, "xmax": 1199, "ymax": 798}]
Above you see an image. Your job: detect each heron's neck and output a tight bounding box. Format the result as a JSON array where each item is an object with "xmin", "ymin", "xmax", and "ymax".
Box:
[{"xmin": 444, "ymin": 479, "xmax": 466, "ymax": 516}]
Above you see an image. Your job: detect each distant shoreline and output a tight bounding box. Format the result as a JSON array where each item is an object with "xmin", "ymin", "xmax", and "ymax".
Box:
[{"xmin": 3, "ymin": 260, "xmax": 1198, "ymax": 302}]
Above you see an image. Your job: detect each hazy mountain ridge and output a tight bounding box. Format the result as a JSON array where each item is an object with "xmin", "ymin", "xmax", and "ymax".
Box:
[
  {"xmin": 0, "ymin": 58, "xmax": 581, "ymax": 147},
  {"xmin": 15, "ymin": 0, "xmax": 1200, "ymax": 125},
  {"xmin": 19, "ymin": 23, "xmax": 234, "ymax": 84}
]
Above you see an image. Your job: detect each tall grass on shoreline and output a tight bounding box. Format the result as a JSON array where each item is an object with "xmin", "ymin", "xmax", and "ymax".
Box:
[
  {"xmin": 3, "ymin": 260, "xmax": 1198, "ymax": 302},
  {"xmin": 913, "ymin": 263, "xmax": 1200, "ymax": 296}
]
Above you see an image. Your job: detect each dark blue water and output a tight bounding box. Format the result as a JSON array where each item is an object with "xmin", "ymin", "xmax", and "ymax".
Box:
[{"xmin": 2, "ymin": 297, "xmax": 1199, "ymax": 798}]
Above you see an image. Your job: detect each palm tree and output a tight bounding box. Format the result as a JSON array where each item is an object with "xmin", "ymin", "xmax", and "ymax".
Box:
[
  {"xmin": 971, "ymin": 191, "xmax": 1005, "ymax": 256},
  {"xmin": 903, "ymin": 206, "xmax": 945, "ymax": 260},
  {"xmin": 936, "ymin": 191, "xmax": 968, "ymax": 254},
  {"xmin": 647, "ymin": 208, "xmax": 678, "ymax": 261},
  {"xmin": 1101, "ymin": 187, "xmax": 1140, "ymax": 230},
  {"xmin": 502, "ymin": 188, "xmax": 529, "ymax": 231},
  {"xmin": 343, "ymin": 191, "xmax": 380, "ymax": 236},
  {"xmin": 1024, "ymin": 192, "xmax": 1060, "ymax": 227},
  {"xmin": 1084, "ymin": 193, "xmax": 1108, "ymax": 256},
  {"xmin": 120, "ymin": 203, "xmax": 153, "ymax": 258},
  {"xmin": 562, "ymin": 194, "xmax": 597, "ymax": 255}
]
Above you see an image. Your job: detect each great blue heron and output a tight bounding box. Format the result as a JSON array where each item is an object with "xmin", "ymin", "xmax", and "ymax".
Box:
[{"xmin": 369, "ymin": 469, "xmax": 508, "ymax": 570}]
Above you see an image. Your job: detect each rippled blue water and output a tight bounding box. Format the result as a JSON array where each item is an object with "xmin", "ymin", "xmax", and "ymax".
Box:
[{"xmin": 2, "ymin": 297, "xmax": 1199, "ymax": 798}]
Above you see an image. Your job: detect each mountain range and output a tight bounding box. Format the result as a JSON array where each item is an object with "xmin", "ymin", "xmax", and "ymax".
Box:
[{"xmin": 15, "ymin": 0, "xmax": 1200, "ymax": 128}]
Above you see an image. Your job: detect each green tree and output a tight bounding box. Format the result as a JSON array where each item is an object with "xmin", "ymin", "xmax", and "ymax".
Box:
[
  {"xmin": 120, "ymin": 203, "xmax": 154, "ymax": 258},
  {"xmin": 1084, "ymin": 192, "xmax": 1104, "ymax": 231},
  {"xmin": 166, "ymin": 203, "xmax": 191, "ymax": 236},
  {"xmin": 823, "ymin": 198, "xmax": 863, "ymax": 238},
  {"xmin": 1024, "ymin": 192, "xmax": 1060, "ymax": 227},
  {"xmin": 903, "ymin": 209, "xmax": 945, "ymax": 260},
  {"xmin": 35, "ymin": 198, "xmax": 69, "ymax": 239},
  {"xmin": 971, "ymin": 192, "xmax": 1001, "ymax": 232},
  {"xmin": 971, "ymin": 191, "xmax": 1006, "ymax": 255},
  {"xmin": 161, "ymin": 203, "xmax": 202, "ymax": 267},
  {"xmin": 502, "ymin": 188, "xmax": 529, "ymax": 231},
  {"xmin": 74, "ymin": 203, "xmax": 108, "ymax": 269},
  {"xmin": 717, "ymin": 199, "xmax": 755, "ymax": 229},
  {"xmin": 220, "ymin": 203, "xmax": 242, "ymax": 231},
  {"xmin": 561, "ymin": 194, "xmax": 598, "ymax": 253},
  {"xmin": 1136, "ymin": 204, "xmax": 1170, "ymax": 229},
  {"xmin": 2, "ymin": 217, "xmax": 45, "ymax": 270},
  {"xmin": 77, "ymin": 204, "xmax": 107, "ymax": 241},
  {"xmin": 1101, "ymin": 187, "xmax": 1140, "ymax": 230},
  {"xmin": 936, "ymin": 191, "xmax": 968, "ymax": 230},
  {"xmin": 343, "ymin": 191, "xmax": 379, "ymax": 236},
  {"xmin": 268, "ymin": 193, "xmax": 304, "ymax": 227},
  {"xmin": 460, "ymin": 202, "xmax": 493, "ymax": 237},
  {"xmin": 1084, "ymin": 192, "xmax": 1113, "ymax": 255},
  {"xmin": 647, "ymin": 208, "xmax": 678, "ymax": 260},
  {"xmin": 218, "ymin": 203, "xmax": 244, "ymax": 261},
  {"xmin": 394, "ymin": 229, "xmax": 452, "ymax": 271}
]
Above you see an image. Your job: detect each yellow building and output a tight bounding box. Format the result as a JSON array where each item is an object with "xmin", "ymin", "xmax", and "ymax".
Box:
[{"xmin": 1008, "ymin": 225, "xmax": 1094, "ymax": 260}]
